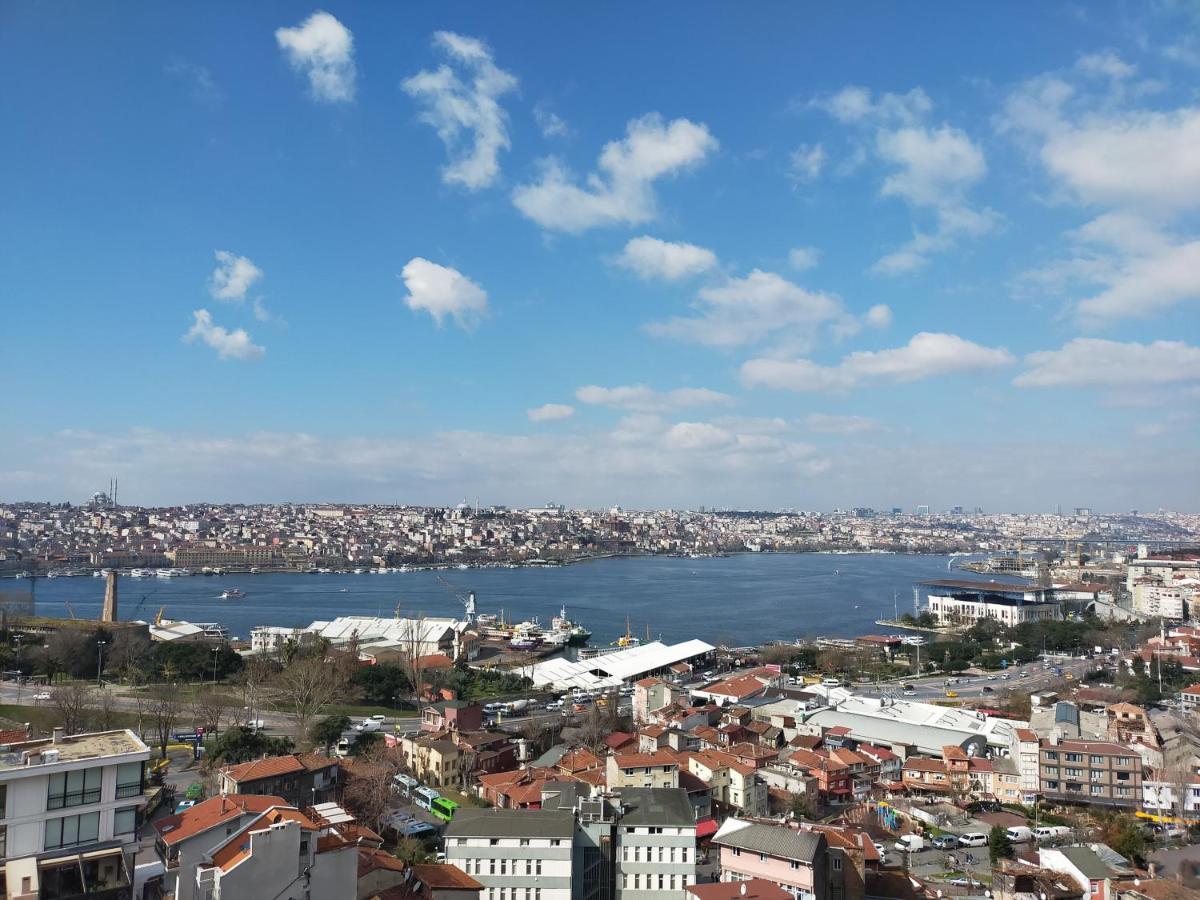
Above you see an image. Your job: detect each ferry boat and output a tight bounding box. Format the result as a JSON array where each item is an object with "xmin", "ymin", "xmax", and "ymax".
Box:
[
  {"xmin": 157, "ymin": 568, "xmax": 189, "ymax": 578},
  {"xmin": 550, "ymin": 606, "xmax": 592, "ymax": 646},
  {"xmin": 128, "ymin": 568, "xmax": 154, "ymax": 578},
  {"xmin": 610, "ymin": 617, "xmax": 641, "ymax": 649},
  {"xmin": 220, "ymin": 589, "xmax": 245, "ymax": 599}
]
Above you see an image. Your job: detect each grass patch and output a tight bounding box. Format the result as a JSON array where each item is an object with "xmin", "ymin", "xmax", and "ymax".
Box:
[{"xmin": 0, "ymin": 702, "xmax": 143, "ymax": 733}]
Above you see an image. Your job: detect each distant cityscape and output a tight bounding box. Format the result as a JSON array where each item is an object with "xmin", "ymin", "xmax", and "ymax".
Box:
[{"xmin": 2, "ymin": 490, "xmax": 1198, "ymax": 574}]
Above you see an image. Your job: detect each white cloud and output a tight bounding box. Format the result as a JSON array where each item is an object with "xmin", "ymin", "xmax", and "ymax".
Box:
[
  {"xmin": 645, "ymin": 269, "xmax": 849, "ymax": 350},
  {"xmin": 1075, "ymin": 51, "xmax": 1136, "ymax": 80},
  {"xmin": 664, "ymin": 421, "xmax": 735, "ymax": 451},
  {"xmin": 511, "ymin": 113, "xmax": 718, "ymax": 232},
  {"xmin": 788, "ymin": 246, "xmax": 820, "ymax": 270},
  {"xmin": 575, "ymin": 384, "xmax": 734, "ymax": 413},
  {"xmin": 527, "ymin": 403, "xmax": 575, "ymax": 422},
  {"xmin": 402, "ymin": 32, "xmax": 518, "ymax": 191},
  {"xmin": 616, "ymin": 236, "xmax": 717, "ymax": 281},
  {"xmin": 864, "ymin": 304, "xmax": 893, "ymax": 329},
  {"xmin": 166, "ymin": 58, "xmax": 220, "ymax": 105},
  {"xmin": 741, "ymin": 332, "xmax": 1014, "ymax": 392},
  {"xmin": 789, "ymin": 143, "xmax": 825, "ymax": 181},
  {"xmin": 209, "ymin": 250, "xmax": 263, "ymax": 302},
  {"xmin": 275, "ymin": 11, "xmax": 356, "ymax": 104},
  {"xmin": 183, "ymin": 310, "xmax": 265, "ymax": 361},
  {"xmin": 816, "ymin": 86, "xmax": 932, "ymax": 125},
  {"xmin": 876, "ymin": 125, "xmax": 986, "ymax": 207},
  {"xmin": 400, "ymin": 258, "xmax": 489, "ymax": 329},
  {"xmin": 1014, "ymin": 338, "xmax": 1200, "ymax": 388},
  {"xmin": 533, "ymin": 102, "xmax": 570, "ymax": 138},
  {"xmin": 804, "ymin": 413, "xmax": 884, "ymax": 434}
]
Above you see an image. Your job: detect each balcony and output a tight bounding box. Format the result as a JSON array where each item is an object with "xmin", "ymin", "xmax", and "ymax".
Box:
[{"xmin": 9, "ymin": 849, "xmax": 132, "ymax": 900}]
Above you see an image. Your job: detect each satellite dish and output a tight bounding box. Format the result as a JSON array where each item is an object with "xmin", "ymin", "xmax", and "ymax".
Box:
[{"xmin": 739, "ymin": 885, "xmax": 747, "ymax": 897}]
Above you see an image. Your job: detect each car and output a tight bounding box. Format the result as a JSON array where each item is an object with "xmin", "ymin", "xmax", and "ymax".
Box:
[
  {"xmin": 822, "ymin": 678, "xmax": 842, "ymax": 687},
  {"xmin": 1001, "ymin": 673, "xmax": 1011, "ymax": 680},
  {"xmin": 986, "ymin": 675, "xmax": 997, "ymax": 681},
  {"xmin": 873, "ymin": 841, "xmax": 887, "ymax": 855},
  {"xmin": 903, "ymin": 689, "xmax": 916, "ymax": 696},
  {"xmin": 357, "ymin": 714, "xmax": 386, "ymax": 732},
  {"xmin": 945, "ymin": 690, "xmax": 958, "ymax": 698},
  {"xmin": 173, "ymin": 800, "xmax": 197, "ymax": 814},
  {"xmin": 931, "ymin": 834, "xmax": 959, "ymax": 850},
  {"xmin": 33, "ymin": 692, "xmax": 51, "ymax": 701},
  {"xmin": 957, "ymin": 832, "xmax": 989, "ymax": 847},
  {"xmin": 1019, "ymin": 671, "xmax": 1029, "ymax": 678},
  {"xmin": 545, "ymin": 700, "xmax": 563, "ymax": 710},
  {"xmin": 982, "ymin": 686, "xmax": 994, "ymax": 693}
]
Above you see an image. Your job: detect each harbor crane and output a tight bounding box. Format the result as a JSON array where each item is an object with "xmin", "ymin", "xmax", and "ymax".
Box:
[{"xmin": 435, "ymin": 575, "xmax": 477, "ymax": 624}]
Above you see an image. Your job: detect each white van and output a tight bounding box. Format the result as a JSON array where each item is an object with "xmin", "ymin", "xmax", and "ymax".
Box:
[
  {"xmin": 894, "ymin": 835, "xmax": 925, "ymax": 853},
  {"xmin": 1006, "ymin": 826, "xmax": 1034, "ymax": 843},
  {"xmin": 957, "ymin": 832, "xmax": 988, "ymax": 847},
  {"xmin": 393, "ymin": 773, "xmax": 418, "ymax": 794},
  {"xmin": 822, "ymin": 678, "xmax": 842, "ymax": 687},
  {"xmin": 1033, "ymin": 826, "xmax": 1070, "ymax": 841}
]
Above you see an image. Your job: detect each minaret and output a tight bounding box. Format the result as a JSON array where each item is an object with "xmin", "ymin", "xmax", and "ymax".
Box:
[{"xmin": 102, "ymin": 571, "xmax": 119, "ymax": 622}]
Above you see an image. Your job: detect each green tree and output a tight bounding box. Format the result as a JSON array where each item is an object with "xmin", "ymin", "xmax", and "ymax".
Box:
[
  {"xmin": 989, "ymin": 825, "xmax": 1014, "ymax": 864},
  {"xmin": 350, "ymin": 731, "xmax": 384, "ymax": 756},
  {"xmin": 310, "ymin": 715, "xmax": 351, "ymax": 753},
  {"xmin": 209, "ymin": 726, "xmax": 294, "ymax": 765},
  {"xmin": 350, "ymin": 664, "xmax": 410, "ymax": 705},
  {"xmin": 1105, "ymin": 817, "xmax": 1147, "ymax": 865}
]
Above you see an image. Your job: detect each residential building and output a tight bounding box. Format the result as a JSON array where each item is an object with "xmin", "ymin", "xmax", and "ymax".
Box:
[
  {"xmin": 217, "ymin": 753, "xmax": 339, "ymax": 808},
  {"xmin": 1039, "ymin": 739, "xmax": 1143, "ymax": 809},
  {"xmin": 444, "ymin": 807, "xmax": 576, "ymax": 900},
  {"xmin": 1015, "ymin": 729, "xmax": 1042, "ymax": 802},
  {"xmin": 607, "ymin": 753, "xmax": 681, "ymax": 791},
  {"xmin": 1141, "ymin": 779, "xmax": 1200, "ymax": 823},
  {"xmin": 685, "ymin": 750, "xmax": 768, "ymax": 817},
  {"xmin": 0, "ymin": 728, "xmax": 150, "ymax": 900},
  {"xmin": 1038, "ymin": 845, "xmax": 1134, "ymax": 900},
  {"xmin": 686, "ymin": 879, "xmax": 791, "ymax": 900},
  {"xmin": 712, "ymin": 818, "xmax": 828, "ymax": 900},
  {"xmin": 423, "ymin": 701, "xmax": 484, "ymax": 734}
]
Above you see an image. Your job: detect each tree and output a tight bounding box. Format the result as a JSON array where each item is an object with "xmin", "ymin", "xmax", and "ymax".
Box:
[
  {"xmin": 311, "ymin": 715, "xmax": 352, "ymax": 754},
  {"xmin": 1102, "ymin": 815, "xmax": 1147, "ymax": 865},
  {"xmin": 342, "ymin": 742, "xmax": 404, "ymax": 831},
  {"xmin": 350, "ymin": 664, "xmax": 410, "ymax": 706},
  {"xmin": 146, "ymin": 683, "xmax": 183, "ymax": 759},
  {"xmin": 988, "ymin": 825, "xmax": 1013, "ymax": 864},
  {"xmin": 108, "ymin": 629, "xmax": 153, "ymax": 683},
  {"xmin": 191, "ymin": 689, "xmax": 233, "ymax": 738},
  {"xmin": 209, "ymin": 726, "xmax": 294, "ymax": 765},
  {"xmin": 789, "ymin": 792, "xmax": 816, "ymax": 821},
  {"xmin": 272, "ymin": 654, "xmax": 346, "ymax": 745},
  {"xmin": 392, "ymin": 836, "xmax": 433, "ymax": 865},
  {"xmin": 49, "ymin": 683, "xmax": 96, "ymax": 734},
  {"xmin": 94, "ymin": 687, "xmax": 119, "ymax": 731},
  {"xmin": 351, "ymin": 732, "xmax": 384, "ymax": 756}
]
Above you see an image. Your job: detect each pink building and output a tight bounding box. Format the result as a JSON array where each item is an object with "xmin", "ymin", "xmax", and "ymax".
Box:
[{"xmin": 711, "ymin": 818, "xmax": 827, "ymax": 900}]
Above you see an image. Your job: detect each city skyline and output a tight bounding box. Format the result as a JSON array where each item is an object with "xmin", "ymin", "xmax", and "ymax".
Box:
[{"xmin": 3, "ymin": 4, "xmax": 1199, "ymax": 511}]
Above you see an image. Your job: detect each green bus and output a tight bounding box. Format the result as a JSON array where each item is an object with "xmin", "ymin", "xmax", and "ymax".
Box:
[{"xmin": 430, "ymin": 796, "xmax": 458, "ymax": 823}]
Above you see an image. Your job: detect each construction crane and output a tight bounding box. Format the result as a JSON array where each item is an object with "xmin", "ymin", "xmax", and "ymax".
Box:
[{"xmin": 435, "ymin": 575, "xmax": 477, "ymax": 623}]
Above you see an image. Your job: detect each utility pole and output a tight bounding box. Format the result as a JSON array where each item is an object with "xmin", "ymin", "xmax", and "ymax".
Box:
[{"xmin": 96, "ymin": 640, "xmax": 106, "ymax": 687}]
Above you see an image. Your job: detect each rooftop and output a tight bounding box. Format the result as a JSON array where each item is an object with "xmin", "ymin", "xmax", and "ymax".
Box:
[
  {"xmin": 712, "ymin": 817, "xmax": 825, "ymax": 863},
  {"xmin": 155, "ymin": 795, "xmax": 287, "ymax": 846},
  {"xmin": 686, "ymin": 879, "xmax": 792, "ymax": 900},
  {"xmin": 444, "ymin": 808, "xmax": 575, "ymax": 840},
  {"xmin": 610, "ymin": 787, "xmax": 695, "ymax": 828},
  {"xmin": 0, "ymin": 728, "xmax": 148, "ymax": 772}
]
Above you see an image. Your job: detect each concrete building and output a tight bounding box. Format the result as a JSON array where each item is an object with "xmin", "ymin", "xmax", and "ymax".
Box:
[
  {"xmin": 529, "ymin": 641, "xmax": 715, "ymax": 693},
  {"xmin": 444, "ymin": 807, "xmax": 578, "ymax": 900},
  {"xmin": 1131, "ymin": 582, "xmax": 1187, "ymax": 620},
  {"xmin": 712, "ymin": 819, "xmax": 828, "ymax": 900},
  {"xmin": 1039, "ymin": 739, "xmax": 1143, "ymax": 809},
  {"xmin": 304, "ymin": 615, "xmax": 472, "ymax": 661},
  {"xmin": 0, "ymin": 728, "xmax": 150, "ymax": 900},
  {"xmin": 923, "ymin": 581, "xmax": 1062, "ymax": 628},
  {"xmin": 217, "ymin": 753, "xmax": 339, "ymax": 809},
  {"xmin": 606, "ymin": 753, "xmax": 681, "ymax": 791}
]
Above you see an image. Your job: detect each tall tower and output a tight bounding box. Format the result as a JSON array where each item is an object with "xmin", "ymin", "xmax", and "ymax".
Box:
[{"xmin": 102, "ymin": 571, "xmax": 119, "ymax": 623}]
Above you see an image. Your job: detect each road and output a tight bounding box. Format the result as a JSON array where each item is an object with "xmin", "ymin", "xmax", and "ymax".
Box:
[{"xmin": 864, "ymin": 654, "xmax": 1104, "ymax": 703}]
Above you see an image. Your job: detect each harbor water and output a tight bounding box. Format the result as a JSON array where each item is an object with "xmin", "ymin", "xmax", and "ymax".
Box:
[{"xmin": 20, "ymin": 553, "xmax": 961, "ymax": 645}]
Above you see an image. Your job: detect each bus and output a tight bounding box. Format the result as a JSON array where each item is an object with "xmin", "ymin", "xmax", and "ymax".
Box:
[
  {"xmin": 430, "ymin": 796, "xmax": 459, "ymax": 823},
  {"xmin": 412, "ymin": 786, "xmax": 440, "ymax": 811}
]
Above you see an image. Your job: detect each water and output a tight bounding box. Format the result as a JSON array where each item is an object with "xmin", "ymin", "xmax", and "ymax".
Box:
[{"xmin": 17, "ymin": 553, "xmax": 963, "ymax": 646}]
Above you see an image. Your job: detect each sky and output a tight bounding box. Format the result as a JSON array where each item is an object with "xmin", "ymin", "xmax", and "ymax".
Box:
[{"xmin": 2, "ymin": 2, "xmax": 1199, "ymax": 512}]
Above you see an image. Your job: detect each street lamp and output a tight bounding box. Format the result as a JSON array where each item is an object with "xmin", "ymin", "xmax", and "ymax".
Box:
[
  {"xmin": 96, "ymin": 640, "xmax": 107, "ymax": 687},
  {"xmin": 211, "ymin": 646, "xmax": 220, "ymax": 685}
]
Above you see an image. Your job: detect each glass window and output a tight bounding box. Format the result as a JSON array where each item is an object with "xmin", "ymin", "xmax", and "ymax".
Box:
[
  {"xmin": 45, "ymin": 811, "xmax": 100, "ymax": 849},
  {"xmin": 114, "ymin": 806, "xmax": 138, "ymax": 836},
  {"xmin": 47, "ymin": 768, "xmax": 102, "ymax": 810},
  {"xmin": 1090, "ymin": 755, "xmax": 1104, "ymax": 764},
  {"xmin": 116, "ymin": 762, "xmax": 143, "ymax": 799}
]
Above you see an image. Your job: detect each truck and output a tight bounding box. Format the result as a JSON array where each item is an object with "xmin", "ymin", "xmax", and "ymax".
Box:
[
  {"xmin": 894, "ymin": 835, "xmax": 925, "ymax": 854},
  {"xmin": 1033, "ymin": 826, "xmax": 1070, "ymax": 841},
  {"xmin": 1005, "ymin": 826, "xmax": 1034, "ymax": 843},
  {"xmin": 503, "ymin": 699, "xmax": 531, "ymax": 715}
]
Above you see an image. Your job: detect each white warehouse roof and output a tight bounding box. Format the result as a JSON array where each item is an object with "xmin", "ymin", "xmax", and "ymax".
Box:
[{"xmin": 529, "ymin": 639, "xmax": 714, "ymax": 691}]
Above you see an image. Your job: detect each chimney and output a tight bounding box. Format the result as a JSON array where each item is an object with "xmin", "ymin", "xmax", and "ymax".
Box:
[{"xmin": 52, "ymin": 727, "xmax": 64, "ymax": 744}]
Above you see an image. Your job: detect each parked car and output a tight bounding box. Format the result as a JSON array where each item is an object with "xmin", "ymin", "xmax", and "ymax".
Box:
[
  {"xmin": 945, "ymin": 690, "xmax": 958, "ymax": 698},
  {"xmin": 33, "ymin": 692, "xmax": 51, "ymax": 701},
  {"xmin": 1033, "ymin": 826, "xmax": 1070, "ymax": 842},
  {"xmin": 545, "ymin": 700, "xmax": 563, "ymax": 710},
  {"xmin": 1006, "ymin": 826, "xmax": 1034, "ymax": 843},
  {"xmin": 957, "ymin": 832, "xmax": 988, "ymax": 847},
  {"xmin": 931, "ymin": 834, "xmax": 959, "ymax": 850},
  {"xmin": 981, "ymin": 686, "xmax": 995, "ymax": 693}
]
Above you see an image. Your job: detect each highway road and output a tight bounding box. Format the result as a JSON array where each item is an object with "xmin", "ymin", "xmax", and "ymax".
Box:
[{"xmin": 867, "ymin": 654, "xmax": 1107, "ymax": 703}]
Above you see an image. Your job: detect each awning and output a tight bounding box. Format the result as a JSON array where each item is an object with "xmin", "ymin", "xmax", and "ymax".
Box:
[{"xmin": 696, "ymin": 818, "xmax": 718, "ymax": 838}]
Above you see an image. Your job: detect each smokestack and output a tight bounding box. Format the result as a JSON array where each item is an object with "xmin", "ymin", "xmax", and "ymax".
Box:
[{"xmin": 102, "ymin": 571, "xmax": 119, "ymax": 623}]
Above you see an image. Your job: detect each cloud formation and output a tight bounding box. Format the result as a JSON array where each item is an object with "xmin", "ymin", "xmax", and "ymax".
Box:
[
  {"xmin": 512, "ymin": 114, "xmax": 718, "ymax": 232},
  {"xmin": 1014, "ymin": 338, "xmax": 1200, "ymax": 388},
  {"xmin": 275, "ymin": 11, "xmax": 356, "ymax": 103},
  {"xmin": 741, "ymin": 332, "xmax": 1013, "ymax": 392},
  {"xmin": 788, "ymin": 247, "xmax": 820, "ymax": 271},
  {"xmin": 575, "ymin": 384, "xmax": 734, "ymax": 413},
  {"xmin": 403, "ymin": 32, "xmax": 518, "ymax": 191},
  {"xmin": 184, "ymin": 310, "xmax": 265, "ymax": 361},
  {"xmin": 209, "ymin": 250, "xmax": 263, "ymax": 302},
  {"xmin": 616, "ymin": 236, "xmax": 717, "ymax": 281},
  {"xmin": 804, "ymin": 413, "xmax": 885, "ymax": 434},
  {"xmin": 400, "ymin": 258, "xmax": 489, "ymax": 329},
  {"xmin": 527, "ymin": 403, "xmax": 575, "ymax": 422}
]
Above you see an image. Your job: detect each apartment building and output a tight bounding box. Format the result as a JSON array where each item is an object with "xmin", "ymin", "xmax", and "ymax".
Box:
[
  {"xmin": 444, "ymin": 808, "xmax": 578, "ymax": 900},
  {"xmin": 0, "ymin": 727, "xmax": 150, "ymax": 900},
  {"xmin": 685, "ymin": 750, "xmax": 767, "ymax": 817},
  {"xmin": 1038, "ymin": 739, "xmax": 1143, "ymax": 809},
  {"xmin": 150, "ymin": 794, "xmax": 357, "ymax": 900},
  {"xmin": 445, "ymin": 785, "xmax": 698, "ymax": 900},
  {"xmin": 711, "ymin": 819, "xmax": 829, "ymax": 900},
  {"xmin": 607, "ymin": 753, "xmax": 680, "ymax": 791},
  {"xmin": 217, "ymin": 753, "xmax": 339, "ymax": 808}
]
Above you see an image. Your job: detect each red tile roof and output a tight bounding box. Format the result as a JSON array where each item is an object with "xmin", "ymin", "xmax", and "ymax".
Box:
[
  {"xmin": 613, "ymin": 750, "xmax": 680, "ymax": 768},
  {"xmin": 687, "ymin": 879, "xmax": 792, "ymax": 900},
  {"xmin": 155, "ymin": 795, "xmax": 287, "ymax": 847},
  {"xmin": 411, "ymin": 863, "xmax": 484, "ymax": 890},
  {"xmin": 221, "ymin": 754, "xmax": 305, "ymax": 783}
]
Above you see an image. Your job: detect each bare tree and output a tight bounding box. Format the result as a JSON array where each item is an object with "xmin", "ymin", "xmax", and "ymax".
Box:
[
  {"xmin": 49, "ymin": 683, "xmax": 96, "ymax": 735},
  {"xmin": 191, "ymin": 688, "xmax": 233, "ymax": 739},
  {"xmin": 400, "ymin": 617, "xmax": 429, "ymax": 715},
  {"xmin": 341, "ymin": 743, "xmax": 403, "ymax": 830},
  {"xmin": 273, "ymin": 654, "xmax": 345, "ymax": 745},
  {"xmin": 578, "ymin": 703, "xmax": 607, "ymax": 754},
  {"xmin": 94, "ymin": 687, "xmax": 119, "ymax": 731},
  {"xmin": 147, "ymin": 683, "xmax": 183, "ymax": 759}
]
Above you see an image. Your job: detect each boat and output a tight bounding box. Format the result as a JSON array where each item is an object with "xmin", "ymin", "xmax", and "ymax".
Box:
[
  {"xmin": 550, "ymin": 606, "xmax": 592, "ymax": 646},
  {"xmin": 220, "ymin": 589, "xmax": 245, "ymax": 599},
  {"xmin": 508, "ymin": 636, "xmax": 542, "ymax": 651},
  {"xmin": 128, "ymin": 568, "xmax": 154, "ymax": 578},
  {"xmin": 610, "ymin": 617, "xmax": 641, "ymax": 649}
]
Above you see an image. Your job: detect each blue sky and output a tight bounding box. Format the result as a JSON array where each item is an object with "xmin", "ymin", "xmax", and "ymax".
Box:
[{"xmin": 2, "ymin": 2, "xmax": 1198, "ymax": 511}]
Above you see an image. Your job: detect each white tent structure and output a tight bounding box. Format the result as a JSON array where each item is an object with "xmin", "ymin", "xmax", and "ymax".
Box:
[{"xmin": 528, "ymin": 639, "xmax": 714, "ymax": 691}]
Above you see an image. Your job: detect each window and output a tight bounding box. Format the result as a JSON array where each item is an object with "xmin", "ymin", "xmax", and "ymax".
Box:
[
  {"xmin": 0, "ymin": 784, "xmax": 6, "ymax": 819},
  {"xmin": 658, "ymin": 874, "xmax": 664, "ymax": 890},
  {"xmin": 732, "ymin": 847, "xmax": 741, "ymax": 856},
  {"xmin": 1045, "ymin": 751, "xmax": 1059, "ymax": 760},
  {"xmin": 1044, "ymin": 767, "xmax": 1059, "ymax": 777},
  {"xmin": 116, "ymin": 762, "xmax": 143, "ymax": 799},
  {"xmin": 758, "ymin": 853, "xmax": 766, "ymax": 862},
  {"xmin": 299, "ymin": 839, "xmax": 309, "ymax": 855},
  {"xmin": 45, "ymin": 811, "xmax": 100, "ymax": 850},
  {"xmin": 1065, "ymin": 768, "xmax": 1082, "ymax": 778},
  {"xmin": 47, "ymin": 768, "xmax": 102, "ymax": 810},
  {"xmin": 0, "ymin": 825, "xmax": 5, "ymax": 858},
  {"xmin": 113, "ymin": 806, "xmax": 138, "ymax": 836},
  {"xmin": 489, "ymin": 859, "xmax": 495, "ymax": 875},
  {"xmin": 790, "ymin": 860, "xmax": 801, "ymax": 869},
  {"xmin": 1046, "ymin": 780, "xmax": 1059, "ymax": 790},
  {"xmin": 1090, "ymin": 785, "xmax": 1103, "ymax": 795},
  {"xmin": 1116, "ymin": 757, "xmax": 1132, "ymax": 766},
  {"xmin": 519, "ymin": 838, "xmax": 530, "ymax": 846},
  {"xmin": 832, "ymin": 855, "xmax": 842, "ymax": 871},
  {"xmin": 1090, "ymin": 755, "xmax": 1105, "ymax": 765},
  {"xmin": 1065, "ymin": 753, "xmax": 1082, "ymax": 762},
  {"xmin": 535, "ymin": 859, "xmax": 541, "ymax": 876},
  {"xmin": 1091, "ymin": 771, "xmax": 1105, "ymax": 782},
  {"xmin": 634, "ymin": 875, "xmax": 641, "ymax": 890}
]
